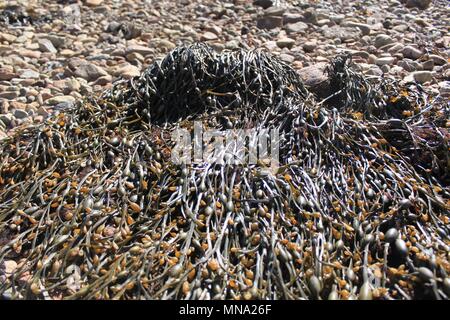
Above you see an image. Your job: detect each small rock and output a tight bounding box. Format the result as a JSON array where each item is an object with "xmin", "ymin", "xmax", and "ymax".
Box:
[
  {"xmin": 126, "ymin": 45, "xmax": 153, "ymax": 56},
  {"xmin": 0, "ymin": 114, "xmax": 13, "ymax": 127},
  {"xmin": 73, "ymin": 62, "xmax": 108, "ymax": 82},
  {"xmin": 366, "ymin": 66, "xmax": 383, "ymax": 76},
  {"xmin": 0, "ymin": 91, "xmax": 19, "ymax": 99},
  {"xmin": 112, "ymin": 64, "xmax": 140, "ymax": 79},
  {"xmin": 65, "ymin": 78, "xmax": 81, "ymax": 92},
  {"xmin": 157, "ymin": 39, "xmax": 176, "ymax": 50},
  {"xmin": 92, "ymin": 75, "xmax": 112, "ymax": 86},
  {"xmin": 303, "ymin": 8, "xmax": 318, "ymax": 24},
  {"xmin": 403, "ymin": 0, "xmax": 431, "ymax": 9},
  {"xmin": 46, "ymin": 95, "xmax": 76, "ymax": 106},
  {"xmin": 20, "ymin": 69, "xmax": 40, "ymax": 79},
  {"xmin": 13, "ymin": 109, "xmax": 29, "ymax": 119},
  {"xmin": 37, "ymin": 106, "xmax": 50, "ymax": 117},
  {"xmin": 376, "ymin": 57, "xmax": 396, "ymax": 66},
  {"xmin": 429, "ymin": 54, "xmax": 446, "ymax": 66},
  {"xmin": 285, "ymin": 21, "xmax": 308, "ymax": 33},
  {"xmin": 253, "ymin": 0, "xmax": 273, "ymax": 9},
  {"xmin": 0, "ymin": 33, "xmax": 17, "ymax": 43},
  {"xmin": 201, "ymin": 31, "xmax": 218, "ymax": 41},
  {"xmin": 438, "ymin": 81, "xmax": 450, "ymax": 97},
  {"xmin": 86, "ymin": 0, "xmax": 104, "ymax": 6},
  {"xmin": 283, "ymin": 13, "xmax": 304, "ymax": 24},
  {"xmin": 374, "ymin": 34, "xmax": 394, "ymax": 48},
  {"xmin": 0, "ymin": 68, "xmax": 16, "ymax": 81},
  {"xmin": 303, "ymin": 41, "xmax": 317, "ymax": 53},
  {"xmin": 402, "ymin": 46, "xmax": 422, "ymax": 59},
  {"xmin": 421, "ymin": 59, "xmax": 434, "ymax": 70},
  {"xmin": 344, "ymin": 22, "xmax": 371, "ymax": 36},
  {"xmin": 38, "ymin": 39, "xmax": 57, "ymax": 53},
  {"xmin": 323, "ymin": 26, "xmax": 361, "ymax": 41},
  {"xmin": 411, "ymin": 71, "xmax": 433, "ymax": 83},
  {"xmin": 257, "ymin": 16, "xmax": 283, "ymax": 30},
  {"xmin": 298, "ymin": 63, "xmax": 330, "ymax": 97},
  {"xmin": 278, "ymin": 53, "xmax": 295, "ymax": 63},
  {"xmin": 276, "ymin": 38, "xmax": 295, "ymax": 49},
  {"xmin": 40, "ymin": 35, "xmax": 65, "ymax": 49}
]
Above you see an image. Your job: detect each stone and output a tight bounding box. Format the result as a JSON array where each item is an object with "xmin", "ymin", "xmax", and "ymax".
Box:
[
  {"xmin": 253, "ymin": 0, "xmax": 273, "ymax": 9},
  {"xmin": 20, "ymin": 69, "xmax": 40, "ymax": 79},
  {"xmin": 276, "ymin": 38, "xmax": 295, "ymax": 49},
  {"xmin": 421, "ymin": 59, "xmax": 434, "ymax": 70},
  {"xmin": 257, "ymin": 16, "xmax": 283, "ymax": 30},
  {"xmin": 438, "ymin": 81, "xmax": 450, "ymax": 97},
  {"xmin": 13, "ymin": 109, "xmax": 29, "ymax": 119},
  {"xmin": 366, "ymin": 66, "xmax": 383, "ymax": 76},
  {"xmin": 46, "ymin": 95, "xmax": 76, "ymax": 106},
  {"xmin": 285, "ymin": 21, "xmax": 308, "ymax": 33},
  {"xmin": 264, "ymin": 7, "xmax": 285, "ymax": 17},
  {"xmin": 402, "ymin": 46, "xmax": 422, "ymax": 59},
  {"xmin": 303, "ymin": 8, "xmax": 318, "ymax": 24},
  {"xmin": 112, "ymin": 64, "xmax": 140, "ymax": 79},
  {"xmin": 403, "ymin": 0, "xmax": 432, "ymax": 9},
  {"xmin": 65, "ymin": 78, "xmax": 81, "ymax": 92},
  {"xmin": 279, "ymin": 53, "xmax": 295, "ymax": 63},
  {"xmin": 201, "ymin": 31, "xmax": 218, "ymax": 41},
  {"xmin": 323, "ymin": 26, "xmax": 361, "ymax": 41},
  {"xmin": 157, "ymin": 39, "xmax": 176, "ymax": 50},
  {"xmin": 37, "ymin": 106, "xmax": 50, "ymax": 117},
  {"xmin": 411, "ymin": 71, "xmax": 433, "ymax": 83},
  {"xmin": 376, "ymin": 57, "xmax": 396, "ymax": 66},
  {"xmin": 343, "ymin": 22, "xmax": 371, "ymax": 36},
  {"xmin": 126, "ymin": 45, "xmax": 153, "ymax": 56},
  {"xmin": 0, "ymin": 91, "xmax": 19, "ymax": 99},
  {"xmin": 86, "ymin": 0, "xmax": 104, "ymax": 6},
  {"xmin": 17, "ymin": 49, "xmax": 41, "ymax": 59},
  {"xmin": 0, "ymin": 68, "xmax": 16, "ymax": 81},
  {"xmin": 38, "ymin": 39, "xmax": 57, "ymax": 53},
  {"xmin": 40, "ymin": 34, "xmax": 65, "ymax": 49},
  {"xmin": 303, "ymin": 41, "xmax": 317, "ymax": 53},
  {"xmin": 73, "ymin": 62, "xmax": 108, "ymax": 82},
  {"xmin": 374, "ymin": 34, "xmax": 394, "ymax": 48},
  {"xmin": 283, "ymin": 13, "xmax": 304, "ymax": 24},
  {"xmin": 92, "ymin": 75, "xmax": 112, "ymax": 86},
  {"xmin": 0, "ymin": 114, "xmax": 13, "ymax": 127},
  {"xmin": 298, "ymin": 63, "xmax": 330, "ymax": 97},
  {"xmin": 0, "ymin": 33, "xmax": 17, "ymax": 43},
  {"xmin": 429, "ymin": 54, "xmax": 446, "ymax": 66}
]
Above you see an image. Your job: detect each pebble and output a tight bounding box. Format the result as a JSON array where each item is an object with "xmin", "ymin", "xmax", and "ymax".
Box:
[
  {"xmin": 73, "ymin": 62, "xmax": 108, "ymax": 82},
  {"xmin": 201, "ymin": 31, "xmax": 218, "ymax": 41},
  {"xmin": 20, "ymin": 69, "xmax": 40, "ymax": 79},
  {"xmin": 376, "ymin": 56, "xmax": 396, "ymax": 66},
  {"xmin": 46, "ymin": 95, "xmax": 76, "ymax": 106},
  {"xmin": 374, "ymin": 34, "xmax": 394, "ymax": 48},
  {"xmin": 276, "ymin": 38, "xmax": 295, "ymax": 49},
  {"xmin": 411, "ymin": 70, "xmax": 433, "ymax": 83},
  {"xmin": 303, "ymin": 41, "xmax": 317, "ymax": 53},
  {"xmin": 402, "ymin": 46, "xmax": 422, "ymax": 59},
  {"xmin": 429, "ymin": 54, "xmax": 446, "ymax": 66},
  {"xmin": 13, "ymin": 109, "xmax": 29, "ymax": 119},
  {"xmin": 126, "ymin": 45, "xmax": 153, "ymax": 56},
  {"xmin": 257, "ymin": 16, "xmax": 283, "ymax": 30},
  {"xmin": 38, "ymin": 39, "xmax": 57, "ymax": 53},
  {"xmin": 344, "ymin": 22, "xmax": 371, "ymax": 36},
  {"xmin": 253, "ymin": 0, "xmax": 273, "ymax": 9}
]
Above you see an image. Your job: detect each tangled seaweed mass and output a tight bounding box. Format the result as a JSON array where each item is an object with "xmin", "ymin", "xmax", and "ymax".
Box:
[{"xmin": 0, "ymin": 44, "xmax": 449, "ymax": 300}]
